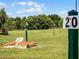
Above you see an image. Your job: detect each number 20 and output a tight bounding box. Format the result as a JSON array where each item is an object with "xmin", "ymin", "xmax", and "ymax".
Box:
[{"xmin": 65, "ymin": 17, "xmax": 78, "ymax": 27}]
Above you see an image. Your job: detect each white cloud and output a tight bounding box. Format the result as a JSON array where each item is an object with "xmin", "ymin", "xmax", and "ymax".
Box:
[
  {"xmin": 17, "ymin": 8, "xmax": 35, "ymax": 13},
  {"xmin": 17, "ymin": 7, "xmax": 43, "ymax": 14},
  {"xmin": 7, "ymin": 12, "xmax": 13, "ymax": 15},
  {"xmin": 27, "ymin": 1, "xmax": 35, "ymax": 6},
  {"xmin": 57, "ymin": 11, "xmax": 68, "ymax": 18},
  {"xmin": 17, "ymin": 1, "xmax": 36, "ymax": 6},
  {"xmin": 17, "ymin": 1, "xmax": 45, "ymax": 14},
  {"xmin": 0, "ymin": 2, "xmax": 7, "ymax": 9},
  {"xmin": 17, "ymin": 1, "xmax": 27, "ymax": 6},
  {"xmin": 59, "ymin": 11, "xmax": 67, "ymax": 14},
  {"xmin": 9, "ymin": 1, "xmax": 46, "ymax": 17}
]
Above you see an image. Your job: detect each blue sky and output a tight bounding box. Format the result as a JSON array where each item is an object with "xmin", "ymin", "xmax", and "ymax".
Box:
[{"xmin": 0, "ymin": 0, "xmax": 79, "ymax": 17}]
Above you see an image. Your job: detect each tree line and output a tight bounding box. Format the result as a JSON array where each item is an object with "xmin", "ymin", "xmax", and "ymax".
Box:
[
  {"xmin": 0, "ymin": 8, "xmax": 63, "ymax": 32},
  {"xmin": 7, "ymin": 14, "xmax": 62, "ymax": 30}
]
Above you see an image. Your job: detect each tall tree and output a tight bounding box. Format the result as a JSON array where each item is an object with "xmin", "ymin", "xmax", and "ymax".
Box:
[
  {"xmin": 0, "ymin": 8, "xmax": 8, "ymax": 35},
  {"xmin": 15, "ymin": 17, "xmax": 21, "ymax": 29},
  {"xmin": 15, "ymin": 17, "xmax": 26, "ymax": 30},
  {"xmin": 6, "ymin": 17, "xmax": 16, "ymax": 30}
]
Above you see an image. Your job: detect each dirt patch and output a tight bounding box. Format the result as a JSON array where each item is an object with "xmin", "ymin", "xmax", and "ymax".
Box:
[{"xmin": 3, "ymin": 42, "xmax": 37, "ymax": 48}]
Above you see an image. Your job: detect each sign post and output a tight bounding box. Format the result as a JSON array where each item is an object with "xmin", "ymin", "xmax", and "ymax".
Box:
[
  {"xmin": 25, "ymin": 22, "xmax": 29, "ymax": 48},
  {"xmin": 68, "ymin": 10, "xmax": 78, "ymax": 59},
  {"xmin": 63, "ymin": 10, "xmax": 78, "ymax": 59}
]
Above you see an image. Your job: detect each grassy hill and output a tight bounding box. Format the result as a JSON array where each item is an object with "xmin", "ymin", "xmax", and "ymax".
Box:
[{"xmin": 0, "ymin": 29, "xmax": 68, "ymax": 59}]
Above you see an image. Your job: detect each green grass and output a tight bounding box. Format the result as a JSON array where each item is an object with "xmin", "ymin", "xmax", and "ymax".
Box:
[{"xmin": 0, "ymin": 29, "xmax": 68, "ymax": 59}]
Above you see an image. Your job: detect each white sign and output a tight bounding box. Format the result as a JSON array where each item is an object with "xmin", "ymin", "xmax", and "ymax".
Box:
[{"xmin": 63, "ymin": 16, "xmax": 79, "ymax": 29}]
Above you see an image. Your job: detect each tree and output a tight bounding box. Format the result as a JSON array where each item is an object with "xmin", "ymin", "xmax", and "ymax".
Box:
[
  {"xmin": 48, "ymin": 14, "xmax": 62, "ymax": 27},
  {"xmin": 14, "ymin": 17, "xmax": 26, "ymax": 30},
  {"xmin": 6, "ymin": 17, "xmax": 16, "ymax": 30},
  {"xmin": 27, "ymin": 14, "xmax": 54, "ymax": 30},
  {"xmin": 15, "ymin": 17, "xmax": 22, "ymax": 29},
  {"xmin": 21, "ymin": 17, "xmax": 27, "ymax": 29},
  {"xmin": 0, "ymin": 8, "xmax": 8, "ymax": 35}
]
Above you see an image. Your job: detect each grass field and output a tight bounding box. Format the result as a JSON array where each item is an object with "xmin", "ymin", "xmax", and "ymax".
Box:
[{"xmin": 0, "ymin": 29, "xmax": 68, "ymax": 59}]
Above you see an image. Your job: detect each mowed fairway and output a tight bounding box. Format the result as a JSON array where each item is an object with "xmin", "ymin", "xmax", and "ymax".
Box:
[{"xmin": 0, "ymin": 29, "xmax": 68, "ymax": 59}]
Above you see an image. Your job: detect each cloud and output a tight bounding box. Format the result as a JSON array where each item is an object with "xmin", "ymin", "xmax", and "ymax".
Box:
[
  {"xmin": 17, "ymin": 1, "xmax": 36, "ymax": 6},
  {"xmin": 17, "ymin": 1, "xmax": 27, "ymax": 6},
  {"xmin": 58, "ymin": 11, "xmax": 68, "ymax": 18},
  {"xmin": 17, "ymin": 7, "xmax": 42, "ymax": 14},
  {"xmin": 17, "ymin": 1, "xmax": 43, "ymax": 9},
  {"xmin": 8, "ymin": 1, "xmax": 46, "ymax": 17},
  {"xmin": 17, "ymin": 1, "xmax": 45, "ymax": 14},
  {"xmin": 17, "ymin": 7, "xmax": 44, "ymax": 14},
  {"xmin": 17, "ymin": 8, "xmax": 35, "ymax": 13},
  {"xmin": 7, "ymin": 12, "xmax": 13, "ymax": 15},
  {"xmin": 0, "ymin": 2, "xmax": 7, "ymax": 9},
  {"xmin": 59, "ymin": 11, "xmax": 67, "ymax": 14}
]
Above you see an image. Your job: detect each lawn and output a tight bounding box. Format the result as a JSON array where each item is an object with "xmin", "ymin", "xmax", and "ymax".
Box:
[{"xmin": 0, "ymin": 29, "xmax": 68, "ymax": 59}]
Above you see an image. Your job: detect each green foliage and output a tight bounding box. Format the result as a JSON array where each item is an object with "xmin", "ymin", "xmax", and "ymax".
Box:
[
  {"xmin": 0, "ymin": 8, "xmax": 8, "ymax": 35},
  {"xmin": 48, "ymin": 14, "xmax": 62, "ymax": 27},
  {"xmin": 15, "ymin": 17, "xmax": 26, "ymax": 30},
  {"xmin": 27, "ymin": 15, "xmax": 54, "ymax": 30},
  {"xmin": 0, "ymin": 9, "xmax": 62, "ymax": 30},
  {"xmin": 0, "ymin": 8, "xmax": 7, "ymax": 25},
  {"xmin": 15, "ymin": 17, "xmax": 22, "ymax": 29},
  {"xmin": 0, "ymin": 8, "xmax": 63, "ymax": 31},
  {"xmin": 1, "ymin": 23, "xmax": 8, "ymax": 35},
  {"xmin": 59, "ymin": 18, "xmax": 63, "ymax": 27},
  {"xmin": 5, "ymin": 14, "xmax": 62, "ymax": 30},
  {"xmin": 6, "ymin": 17, "xmax": 16, "ymax": 30}
]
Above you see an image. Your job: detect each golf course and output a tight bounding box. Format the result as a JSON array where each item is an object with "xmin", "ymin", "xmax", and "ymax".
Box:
[{"xmin": 0, "ymin": 29, "xmax": 68, "ymax": 59}]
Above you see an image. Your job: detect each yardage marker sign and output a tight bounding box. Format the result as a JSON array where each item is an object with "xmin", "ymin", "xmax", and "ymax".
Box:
[{"xmin": 63, "ymin": 16, "xmax": 79, "ymax": 29}]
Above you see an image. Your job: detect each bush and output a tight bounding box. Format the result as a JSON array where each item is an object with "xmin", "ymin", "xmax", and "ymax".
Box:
[{"xmin": 1, "ymin": 24, "xmax": 8, "ymax": 35}]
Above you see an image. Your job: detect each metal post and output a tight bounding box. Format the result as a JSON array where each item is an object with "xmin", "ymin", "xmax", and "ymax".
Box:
[
  {"xmin": 75, "ymin": 0, "xmax": 77, "ymax": 11},
  {"xmin": 25, "ymin": 22, "xmax": 29, "ymax": 48},
  {"xmin": 68, "ymin": 10, "xmax": 78, "ymax": 59},
  {"xmin": 26, "ymin": 29, "xmax": 28, "ymax": 42}
]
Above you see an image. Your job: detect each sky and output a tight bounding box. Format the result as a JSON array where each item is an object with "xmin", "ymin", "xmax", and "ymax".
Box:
[{"xmin": 0, "ymin": 0, "xmax": 79, "ymax": 18}]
